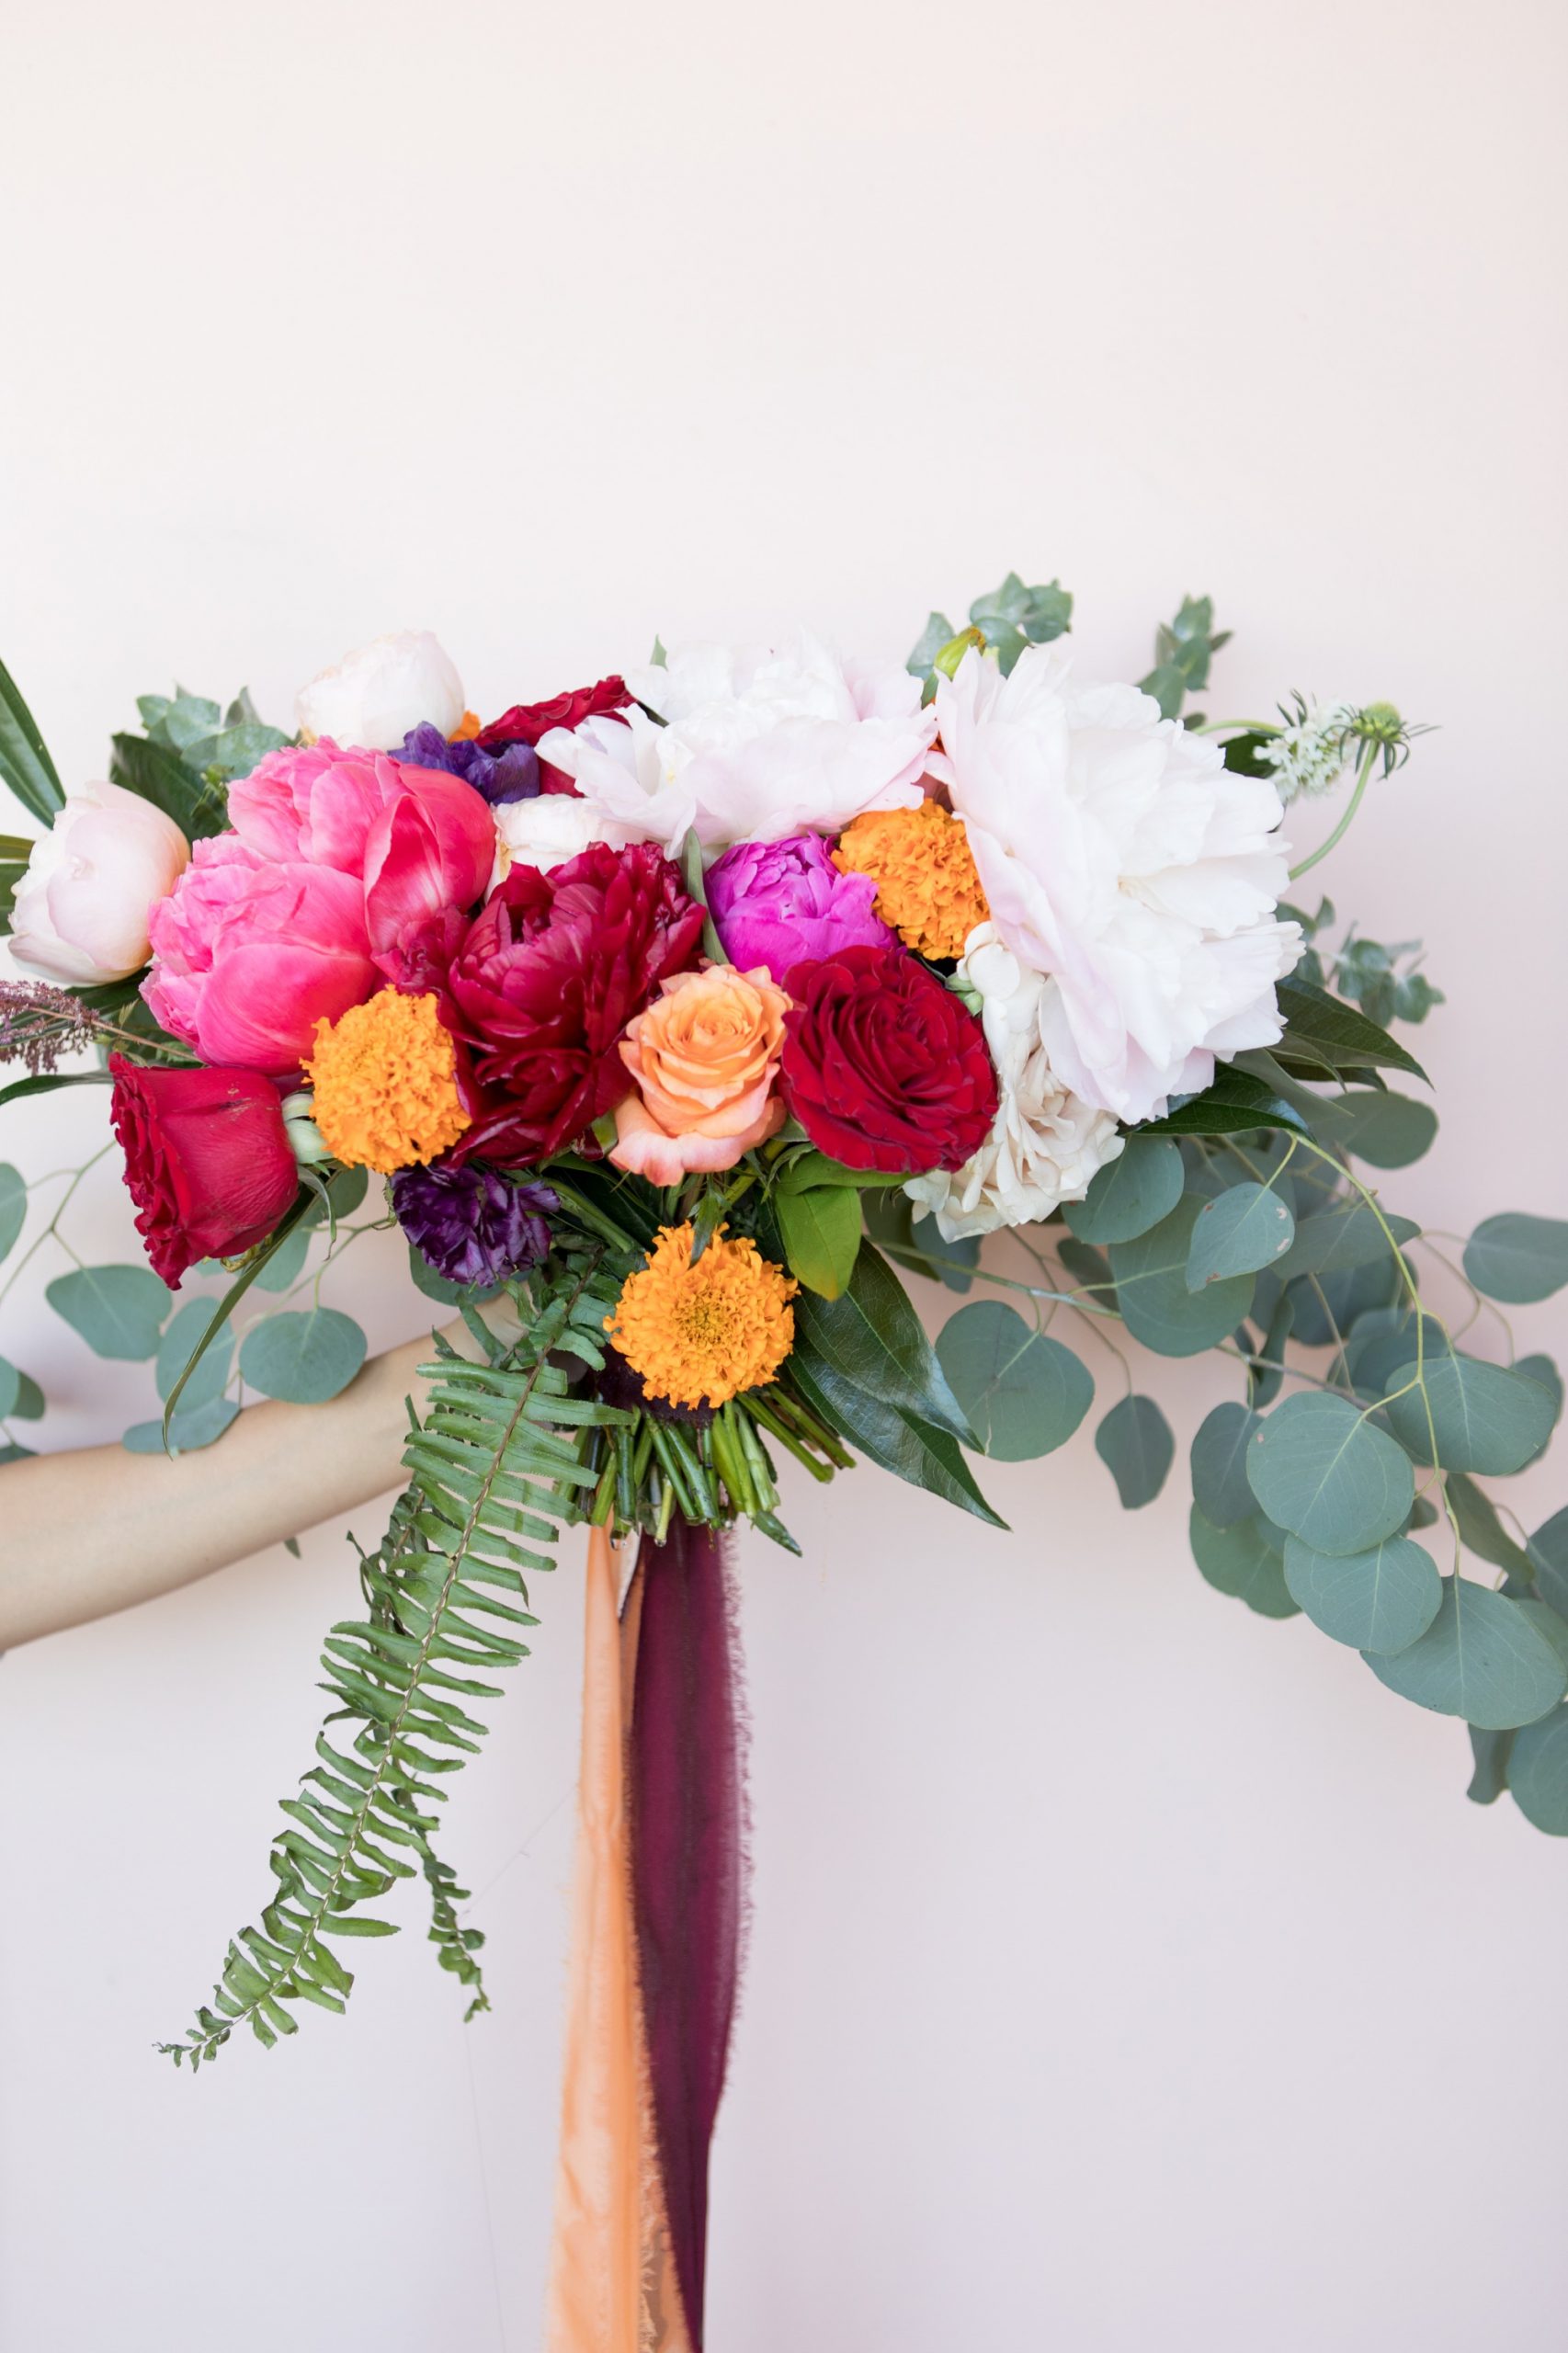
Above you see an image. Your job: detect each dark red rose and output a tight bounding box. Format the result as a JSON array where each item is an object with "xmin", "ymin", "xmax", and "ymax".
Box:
[
  {"xmin": 109, "ymin": 1054, "xmax": 301, "ymax": 1289},
  {"xmin": 476, "ymin": 676, "xmax": 632, "ymax": 795},
  {"xmin": 779, "ymin": 946, "xmax": 999, "ymax": 1174},
  {"xmin": 447, "ymin": 841, "xmax": 704, "ymax": 1161}
]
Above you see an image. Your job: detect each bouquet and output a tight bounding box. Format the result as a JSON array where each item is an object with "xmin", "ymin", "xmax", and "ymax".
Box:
[{"xmin": 5, "ymin": 583, "xmax": 1565, "ymax": 2347}]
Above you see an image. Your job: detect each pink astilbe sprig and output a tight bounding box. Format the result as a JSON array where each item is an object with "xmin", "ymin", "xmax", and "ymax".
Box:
[{"xmin": 0, "ymin": 978, "xmax": 99, "ymax": 1075}]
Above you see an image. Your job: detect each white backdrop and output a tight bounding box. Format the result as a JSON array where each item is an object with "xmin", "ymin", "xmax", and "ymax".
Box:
[{"xmin": 3, "ymin": 2, "xmax": 1566, "ymax": 2346}]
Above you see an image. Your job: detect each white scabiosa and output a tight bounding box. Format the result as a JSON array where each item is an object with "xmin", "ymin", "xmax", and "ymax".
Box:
[
  {"xmin": 904, "ymin": 926, "xmax": 1124, "ymax": 1241},
  {"xmin": 1257, "ymin": 699, "xmax": 1358, "ymax": 802}
]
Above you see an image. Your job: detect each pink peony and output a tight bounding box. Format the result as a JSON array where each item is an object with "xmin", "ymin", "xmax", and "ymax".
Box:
[
  {"xmin": 705, "ymin": 834, "xmax": 895, "ymax": 982},
  {"xmin": 143, "ymin": 835, "xmax": 378, "ymax": 1074}
]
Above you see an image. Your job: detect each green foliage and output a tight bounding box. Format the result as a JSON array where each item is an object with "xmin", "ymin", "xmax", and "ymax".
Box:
[
  {"xmin": 0, "ymin": 655, "xmax": 64, "ymax": 825},
  {"xmin": 163, "ymin": 1257, "xmax": 631, "ymax": 2063},
  {"xmin": 1186, "ymin": 1183, "xmax": 1295, "ymax": 1288},
  {"xmin": 1245, "ymin": 1392, "xmax": 1414, "ymax": 1554},
  {"xmin": 1096, "ymin": 1394, "xmax": 1174, "ymax": 1508},
  {"xmin": 1462, "ymin": 1213, "xmax": 1568, "ymax": 1305},
  {"xmin": 1063, "ymin": 1136, "xmax": 1182, "ymax": 1245},
  {"xmin": 1331, "ymin": 1090, "xmax": 1437, "ymax": 1169},
  {"xmin": 936, "ymin": 1303, "xmax": 1093, "ymax": 1461},
  {"xmin": 1108, "ymin": 1197, "xmax": 1255, "ymax": 1356},
  {"xmin": 46, "ymin": 1264, "xmax": 170, "ymax": 1360},
  {"xmin": 1381, "ymin": 1356, "xmax": 1557, "ymax": 1476},
  {"xmin": 1189, "ymin": 1403, "xmax": 1263, "ymax": 1527},
  {"xmin": 1144, "ymin": 1066, "xmax": 1310, "ymax": 1139},
  {"xmin": 1506, "ymin": 1706, "xmax": 1568, "ymax": 1834},
  {"xmin": 906, "ymin": 570, "xmax": 1072, "ymax": 692},
  {"xmin": 792, "ymin": 1241, "xmax": 974, "ymax": 1446},
  {"xmin": 109, "ymin": 686, "xmax": 288, "ymax": 844},
  {"xmin": 1282, "ymin": 1533, "xmax": 1441, "ymax": 1654},
  {"xmin": 156, "ymin": 1301, "xmax": 233, "ymax": 1412},
  {"xmin": 1271, "ymin": 972, "xmax": 1427, "ymax": 1085},
  {"xmin": 1188, "ymin": 1507, "xmax": 1298, "ymax": 1617},
  {"xmin": 239, "ymin": 1307, "xmax": 368, "ymax": 1404},
  {"xmin": 1366, "ymin": 1578, "xmax": 1568, "ymax": 1731},
  {"xmin": 1285, "ymin": 900, "xmax": 1445, "ymax": 1029},
  {"xmin": 125, "ymin": 1398, "xmax": 240, "ymax": 1455},
  {"xmin": 1140, "ymin": 595, "xmax": 1230, "ymax": 722},
  {"xmin": 776, "ymin": 1182, "xmax": 862, "ymax": 1300},
  {"xmin": 789, "ymin": 1349, "xmax": 1005, "ymax": 1527},
  {"xmin": 0, "ymin": 1163, "xmax": 26, "ymax": 1263}
]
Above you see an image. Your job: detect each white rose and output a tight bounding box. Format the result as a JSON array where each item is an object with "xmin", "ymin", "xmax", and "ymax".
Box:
[
  {"xmin": 932, "ymin": 645, "xmax": 1301, "ymax": 1124},
  {"xmin": 295, "ymin": 631, "xmax": 465, "ymax": 753},
  {"xmin": 905, "ymin": 925, "xmax": 1124, "ymax": 1242},
  {"xmin": 9, "ymin": 780, "xmax": 191, "ymax": 984}
]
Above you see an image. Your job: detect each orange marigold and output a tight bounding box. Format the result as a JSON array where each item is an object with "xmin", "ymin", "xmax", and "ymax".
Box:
[
  {"xmin": 305, "ymin": 989, "xmax": 470, "ymax": 1175},
  {"xmin": 834, "ymin": 800, "xmax": 990, "ymax": 960},
  {"xmin": 606, "ymin": 1222, "xmax": 797, "ymax": 1410}
]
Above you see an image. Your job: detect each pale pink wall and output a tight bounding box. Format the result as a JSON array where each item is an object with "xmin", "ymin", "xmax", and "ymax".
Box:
[{"xmin": 2, "ymin": 1, "xmax": 1565, "ymax": 2346}]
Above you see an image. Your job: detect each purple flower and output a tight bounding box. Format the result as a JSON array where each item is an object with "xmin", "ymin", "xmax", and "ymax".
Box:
[
  {"xmin": 392, "ymin": 1161, "xmax": 557, "ymax": 1288},
  {"xmin": 705, "ymin": 834, "xmax": 896, "ymax": 983},
  {"xmin": 399, "ymin": 722, "xmax": 541, "ymax": 807}
]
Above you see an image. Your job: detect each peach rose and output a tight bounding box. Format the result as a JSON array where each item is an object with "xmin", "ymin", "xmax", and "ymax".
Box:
[{"xmin": 610, "ymin": 964, "xmax": 789, "ymax": 1186}]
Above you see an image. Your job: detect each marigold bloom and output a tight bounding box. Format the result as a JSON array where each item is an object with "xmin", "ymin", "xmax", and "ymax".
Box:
[
  {"xmin": 606, "ymin": 1223, "xmax": 797, "ymax": 1410},
  {"xmin": 305, "ymin": 988, "xmax": 469, "ymax": 1175},
  {"xmin": 834, "ymin": 800, "xmax": 989, "ymax": 960}
]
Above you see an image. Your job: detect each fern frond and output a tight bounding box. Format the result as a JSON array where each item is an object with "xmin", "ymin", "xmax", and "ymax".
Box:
[{"xmin": 162, "ymin": 1250, "xmax": 632, "ymax": 2066}]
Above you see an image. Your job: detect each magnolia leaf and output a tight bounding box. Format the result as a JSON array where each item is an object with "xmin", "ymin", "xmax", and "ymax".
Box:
[
  {"xmin": 1063, "ymin": 1136, "xmax": 1182, "ymax": 1245},
  {"xmin": 776, "ymin": 1185, "xmax": 862, "ymax": 1301},
  {"xmin": 793, "ymin": 1244, "xmax": 974, "ymax": 1445},
  {"xmin": 1245, "ymin": 1391, "xmax": 1414, "ymax": 1554},
  {"xmin": 1188, "ymin": 1506, "xmax": 1299, "ymax": 1617},
  {"xmin": 1367, "ymin": 1576, "xmax": 1568, "ymax": 1730},
  {"xmin": 1462, "ymin": 1213, "xmax": 1568, "ymax": 1304},
  {"xmin": 1142, "ymin": 1066, "xmax": 1310, "ymax": 1140},
  {"xmin": 1185, "ymin": 1183, "xmax": 1295, "ymax": 1290},
  {"xmin": 239, "ymin": 1308, "xmax": 367, "ymax": 1404},
  {"xmin": 1274, "ymin": 974, "xmax": 1427, "ymax": 1083},
  {"xmin": 1333, "ymin": 1090, "xmax": 1438, "ymax": 1169},
  {"xmin": 1283, "ymin": 1532, "xmax": 1441, "ymax": 1654},
  {"xmin": 1109, "ymin": 1198, "xmax": 1254, "ymax": 1356},
  {"xmin": 1095, "ymin": 1394, "xmax": 1174, "ymax": 1508},
  {"xmin": 790, "ymin": 1352, "xmax": 1005, "ymax": 1527},
  {"xmin": 46, "ymin": 1264, "xmax": 170, "ymax": 1360},
  {"xmin": 1189, "ymin": 1402, "xmax": 1263, "ymax": 1527},
  {"xmin": 936, "ymin": 1303, "xmax": 1093, "ymax": 1461},
  {"xmin": 1381, "ymin": 1355, "xmax": 1557, "ymax": 1477}
]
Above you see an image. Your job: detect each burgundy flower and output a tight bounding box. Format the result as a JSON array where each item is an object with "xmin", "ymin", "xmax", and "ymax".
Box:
[
  {"xmin": 109, "ymin": 1054, "xmax": 300, "ymax": 1289},
  {"xmin": 476, "ymin": 675, "xmax": 632, "ymax": 795},
  {"xmin": 779, "ymin": 945, "xmax": 999, "ymax": 1174},
  {"xmin": 446, "ymin": 841, "xmax": 704, "ymax": 1161}
]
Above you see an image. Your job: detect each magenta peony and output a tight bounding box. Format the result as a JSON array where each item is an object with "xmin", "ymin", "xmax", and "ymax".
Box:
[
  {"xmin": 704, "ymin": 834, "xmax": 895, "ymax": 981},
  {"xmin": 143, "ymin": 835, "xmax": 379, "ymax": 1074}
]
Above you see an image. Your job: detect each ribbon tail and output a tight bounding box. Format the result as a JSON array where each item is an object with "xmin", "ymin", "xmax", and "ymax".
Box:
[{"xmin": 629, "ymin": 1520, "xmax": 747, "ymax": 2353}]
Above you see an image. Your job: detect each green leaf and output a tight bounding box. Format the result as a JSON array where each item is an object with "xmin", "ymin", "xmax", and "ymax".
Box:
[
  {"xmin": 909, "ymin": 1215, "xmax": 980, "ymax": 1294},
  {"xmin": 0, "ymin": 655, "xmax": 64, "ymax": 824},
  {"xmin": 776, "ymin": 1184, "xmax": 862, "ymax": 1301},
  {"xmin": 124, "ymin": 1397, "xmax": 240, "ymax": 1455},
  {"xmin": 1273, "ymin": 974, "xmax": 1427, "ymax": 1084},
  {"xmin": 1095, "ymin": 1394, "xmax": 1174, "ymax": 1508},
  {"xmin": 1055, "ymin": 1235, "xmax": 1115, "ymax": 1303},
  {"xmin": 1245, "ymin": 1391, "xmax": 1414, "ymax": 1554},
  {"xmin": 1332, "ymin": 1090, "xmax": 1438, "ymax": 1169},
  {"xmin": 775, "ymin": 1149, "xmax": 908, "ymax": 1195},
  {"xmin": 1466, "ymin": 1725, "xmax": 1514, "ymax": 1806},
  {"xmin": 0, "ymin": 1355, "xmax": 19, "ymax": 1419},
  {"xmin": 1248, "ymin": 1290, "xmax": 1295, "ymax": 1408},
  {"xmin": 108, "ymin": 731, "xmax": 226, "ymax": 841},
  {"xmin": 298, "ymin": 1164, "xmax": 370, "ymax": 1228},
  {"xmin": 967, "ymin": 572, "xmax": 1073, "ymax": 672},
  {"xmin": 1278, "ymin": 1201, "xmax": 1419, "ymax": 1281},
  {"xmin": 1188, "ymin": 1506, "xmax": 1299, "ymax": 1616},
  {"xmin": 1063, "ymin": 1135, "xmax": 1182, "ymax": 1245},
  {"xmin": 9, "ymin": 1369, "xmax": 44, "ymax": 1420},
  {"xmin": 250, "ymin": 1225, "xmax": 312, "ymax": 1292},
  {"xmin": 1367, "ymin": 1577, "xmax": 1568, "ymax": 1731},
  {"xmin": 1515, "ymin": 1356, "xmax": 1562, "ymax": 1466},
  {"xmin": 1108, "ymin": 1197, "xmax": 1255, "ymax": 1356},
  {"xmin": 905, "ymin": 610, "xmax": 957, "ymax": 689},
  {"xmin": 1381, "ymin": 1356, "xmax": 1557, "ymax": 1476},
  {"xmin": 1185, "ymin": 1183, "xmax": 1295, "ymax": 1289},
  {"xmin": 1282, "ymin": 1532, "xmax": 1441, "ymax": 1654},
  {"xmin": 0, "ymin": 1068, "xmax": 113, "ymax": 1114},
  {"xmin": 0, "ymin": 1163, "xmax": 26, "ymax": 1263},
  {"xmin": 406, "ymin": 1245, "xmax": 505, "ymax": 1309},
  {"xmin": 1462, "ymin": 1213, "xmax": 1568, "ymax": 1305},
  {"xmin": 792, "ymin": 1241, "xmax": 974, "ymax": 1445},
  {"xmin": 155, "ymin": 1299, "xmax": 233, "ymax": 1410},
  {"xmin": 1447, "ymin": 1471, "xmax": 1535, "ymax": 1581},
  {"xmin": 790, "ymin": 1353, "xmax": 1005, "ymax": 1527},
  {"xmin": 1189, "ymin": 1402, "xmax": 1263, "ymax": 1527},
  {"xmin": 46, "ymin": 1263, "xmax": 170, "ymax": 1359},
  {"xmin": 1506, "ymin": 1705, "xmax": 1568, "ymax": 1834},
  {"xmin": 239, "ymin": 1308, "xmax": 368, "ymax": 1404},
  {"xmin": 1142, "ymin": 1066, "xmax": 1311, "ymax": 1140},
  {"xmin": 936, "ymin": 1303, "xmax": 1093, "ymax": 1461}
]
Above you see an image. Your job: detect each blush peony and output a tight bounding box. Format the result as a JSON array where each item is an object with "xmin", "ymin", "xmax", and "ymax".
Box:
[
  {"xmin": 143, "ymin": 835, "xmax": 378, "ymax": 1074},
  {"xmin": 903, "ymin": 926, "xmax": 1124, "ymax": 1241},
  {"xmin": 932, "ymin": 644, "xmax": 1300, "ymax": 1125},
  {"xmin": 445, "ymin": 840, "xmax": 705, "ymax": 1162},
  {"xmin": 610, "ymin": 965, "xmax": 790, "ymax": 1185},
  {"xmin": 538, "ymin": 634, "xmax": 937, "ymax": 850},
  {"xmin": 9, "ymin": 781, "xmax": 190, "ymax": 985}
]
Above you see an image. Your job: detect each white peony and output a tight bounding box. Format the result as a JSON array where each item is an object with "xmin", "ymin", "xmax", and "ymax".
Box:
[
  {"xmin": 10, "ymin": 780, "xmax": 190, "ymax": 984},
  {"xmin": 491, "ymin": 790, "xmax": 629, "ymax": 888},
  {"xmin": 538, "ymin": 632, "xmax": 936, "ymax": 850},
  {"xmin": 296, "ymin": 630, "xmax": 465, "ymax": 752},
  {"xmin": 905, "ymin": 926, "xmax": 1124, "ymax": 1241},
  {"xmin": 932, "ymin": 644, "xmax": 1300, "ymax": 1124}
]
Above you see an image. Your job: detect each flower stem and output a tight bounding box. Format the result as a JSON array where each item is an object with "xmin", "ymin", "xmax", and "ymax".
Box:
[{"xmin": 1288, "ymin": 741, "xmax": 1377, "ymax": 881}]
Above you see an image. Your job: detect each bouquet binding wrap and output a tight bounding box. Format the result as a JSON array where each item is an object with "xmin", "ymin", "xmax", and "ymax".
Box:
[{"xmin": 4, "ymin": 588, "xmax": 1566, "ymax": 2351}]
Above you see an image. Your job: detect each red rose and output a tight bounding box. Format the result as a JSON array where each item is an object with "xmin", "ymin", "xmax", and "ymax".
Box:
[
  {"xmin": 779, "ymin": 946, "xmax": 999, "ymax": 1174},
  {"xmin": 109, "ymin": 1054, "xmax": 301, "ymax": 1289},
  {"xmin": 446, "ymin": 841, "xmax": 704, "ymax": 1161},
  {"xmin": 476, "ymin": 676, "xmax": 632, "ymax": 796}
]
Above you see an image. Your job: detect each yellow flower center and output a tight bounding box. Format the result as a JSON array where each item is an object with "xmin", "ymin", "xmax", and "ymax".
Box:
[
  {"xmin": 606, "ymin": 1222, "xmax": 797, "ymax": 1409},
  {"xmin": 305, "ymin": 989, "xmax": 470, "ymax": 1175},
  {"xmin": 835, "ymin": 800, "xmax": 990, "ymax": 960}
]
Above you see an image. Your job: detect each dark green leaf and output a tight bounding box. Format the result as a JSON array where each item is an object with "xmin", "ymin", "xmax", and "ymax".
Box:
[
  {"xmin": 1142, "ymin": 1065, "xmax": 1311, "ymax": 1139},
  {"xmin": 1274, "ymin": 974, "xmax": 1427, "ymax": 1084},
  {"xmin": 909, "ymin": 1215, "xmax": 980, "ymax": 1293},
  {"xmin": 776, "ymin": 1184, "xmax": 865, "ymax": 1301},
  {"xmin": 936, "ymin": 1303, "xmax": 1093, "ymax": 1461},
  {"xmin": 1063, "ymin": 1135, "xmax": 1182, "ymax": 1245},
  {"xmin": 790, "ymin": 1353, "xmax": 1005, "ymax": 1527},
  {"xmin": 0, "ymin": 655, "xmax": 64, "ymax": 824},
  {"xmin": 108, "ymin": 731, "xmax": 226, "ymax": 841},
  {"xmin": 1466, "ymin": 1725, "xmax": 1514, "ymax": 1806},
  {"xmin": 1095, "ymin": 1394, "xmax": 1174, "ymax": 1508},
  {"xmin": 792, "ymin": 1241, "xmax": 974, "ymax": 1444}
]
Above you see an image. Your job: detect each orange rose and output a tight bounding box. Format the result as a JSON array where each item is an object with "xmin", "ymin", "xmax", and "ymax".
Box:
[{"xmin": 610, "ymin": 964, "xmax": 790, "ymax": 1186}]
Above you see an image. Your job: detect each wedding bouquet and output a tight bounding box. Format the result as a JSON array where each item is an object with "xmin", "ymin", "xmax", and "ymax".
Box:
[{"xmin": 4, "ymin": 579, "xmax": 1565, "ymax": 2345}]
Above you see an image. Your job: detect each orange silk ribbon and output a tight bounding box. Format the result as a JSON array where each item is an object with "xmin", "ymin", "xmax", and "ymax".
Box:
[{"xmin": 544, "ymin": 1529, "xmax": 690, "ymax": 2353}]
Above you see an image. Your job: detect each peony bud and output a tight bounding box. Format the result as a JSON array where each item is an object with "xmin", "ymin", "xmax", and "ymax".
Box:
[
  {"xmin": 9, "ymin": 781, "xmax": 190, "ymax": 985},
  {"xmin": 295, "ymin": 631, "xmax": 465, "ymax": 753}
]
